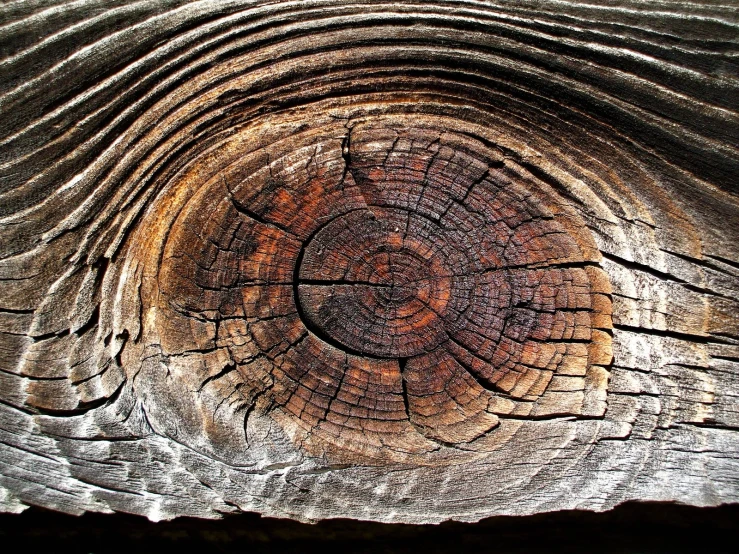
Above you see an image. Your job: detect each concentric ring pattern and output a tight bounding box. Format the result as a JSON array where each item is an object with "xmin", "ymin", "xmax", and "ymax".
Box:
[
  {"xmin": 0, "ymin": 0, "xmax": 738, "ymax": 521},
  {"xmin": 144, "ymin": 116, "xmax": 611, "ymax": 458}
]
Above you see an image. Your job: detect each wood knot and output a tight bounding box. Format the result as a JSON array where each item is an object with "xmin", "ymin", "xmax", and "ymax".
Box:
[
  {"xmin": 297, "ymin": 208, "xmax": 454, "ymax": 358},
  {"xmin": 136, "ymin": 119, "xmax": 613, "ymax": 463}
]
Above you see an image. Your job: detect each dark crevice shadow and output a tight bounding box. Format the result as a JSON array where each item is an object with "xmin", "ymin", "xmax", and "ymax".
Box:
[{"xmin": 1, "ymin": 502, "xmax": 737, "ymax": 554}]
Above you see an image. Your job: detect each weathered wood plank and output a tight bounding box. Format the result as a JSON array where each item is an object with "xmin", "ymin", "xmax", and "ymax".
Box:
[{"xmin": 0, "ymin": 0, "xmax": 737, "ymax": 522}]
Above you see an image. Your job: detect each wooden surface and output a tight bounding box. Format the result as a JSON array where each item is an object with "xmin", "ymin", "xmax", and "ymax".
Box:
[{"xmin": 0, "ymin": 0, "xmax": 738, "ymax": 522}]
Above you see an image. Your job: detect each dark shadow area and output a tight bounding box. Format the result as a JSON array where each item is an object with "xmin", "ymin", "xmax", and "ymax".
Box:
[{"xmin": 0, "ymin": 501, "xmax": 736, "ymax": 553}]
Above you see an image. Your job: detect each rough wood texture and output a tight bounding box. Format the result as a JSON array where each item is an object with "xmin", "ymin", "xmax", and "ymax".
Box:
[{"xmin": 0, "ymin": 0, "xmax": 737, "ymax": 522}]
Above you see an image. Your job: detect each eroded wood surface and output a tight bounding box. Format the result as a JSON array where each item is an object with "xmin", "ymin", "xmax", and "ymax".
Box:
[{"xmin": 0, "ymin": 0, "xmax": 738, "ymax": 522}]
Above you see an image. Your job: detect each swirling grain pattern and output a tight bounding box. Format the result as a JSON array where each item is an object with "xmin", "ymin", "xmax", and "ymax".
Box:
[{"xmin": 0, "ymin": 0, "xmax": 737, "ymax": 522}]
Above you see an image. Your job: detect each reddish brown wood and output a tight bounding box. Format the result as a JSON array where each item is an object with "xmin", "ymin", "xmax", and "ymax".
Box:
[{"xmin": 142, "ymin": 122, "xmax": 613, "ymax": 462}]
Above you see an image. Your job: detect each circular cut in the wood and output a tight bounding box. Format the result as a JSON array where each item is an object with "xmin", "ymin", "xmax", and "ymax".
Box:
[{"xmin": 140, "ymin": 119, "xmax": 613, "ymax": 462}]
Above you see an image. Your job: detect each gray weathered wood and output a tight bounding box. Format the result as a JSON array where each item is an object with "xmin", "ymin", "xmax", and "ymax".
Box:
[{"xmin": 0, "ymin": 0, "xmax": 737, "ymax": 522}]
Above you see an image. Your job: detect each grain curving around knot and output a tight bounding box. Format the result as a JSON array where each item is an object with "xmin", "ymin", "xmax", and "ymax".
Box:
[{"xmin": 0, "ymin": 0, "xmax": 738, "ymax": 523}]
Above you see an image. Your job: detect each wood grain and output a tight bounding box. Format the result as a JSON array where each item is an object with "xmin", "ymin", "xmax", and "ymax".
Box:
[{"xmin": 0, "ymin": 0, "xmax": 737, "ymax": 522}]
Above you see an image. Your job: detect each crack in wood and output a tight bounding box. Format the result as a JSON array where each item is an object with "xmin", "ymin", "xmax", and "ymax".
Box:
[{"xmin": 0, "ymin": 0, "xmax": 736, "ymax": 524}]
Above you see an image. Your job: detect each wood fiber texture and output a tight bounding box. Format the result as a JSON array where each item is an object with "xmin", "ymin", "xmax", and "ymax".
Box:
[{"xmin": 0, "ymin": 0, "xmax": 737, "ymax": 523}]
